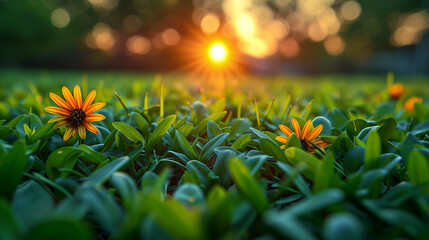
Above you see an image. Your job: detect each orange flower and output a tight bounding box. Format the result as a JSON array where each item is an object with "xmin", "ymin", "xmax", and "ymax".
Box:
[
  {"xmin": 45, "ymin": 85, "xmax": 106, "ymax": 141},
  {"xmin": 275, "ymin": 118, "xmax": 329, "ymax": 152},
  {"xmin": 404, "ymin": 97, "xmax": 422, "ymax": 113},
  {"xmin": 388, "ymin": 83, "xmax": 405, "ymax": 100}
]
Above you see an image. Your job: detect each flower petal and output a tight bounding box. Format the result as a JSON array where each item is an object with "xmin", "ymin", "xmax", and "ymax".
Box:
[
  {"xmin": 45, "ymin": 106, "xmax": 70, "ymax": 116},
  {"xmin": 84, "ymin": 102, "xmax": 106, "ymax": 115},
  {"xmin": 85, "ymin": 113, "xmax": 105, "ymax": 122},
  {"xmin": 62, "ymin": 86, "xmax": 77, "ymax": 109},
  {"xmin": 279, "ymin": 125, "xmax": 293, "ymax": 137},
  {"xmin": 83, "ymin": 121, "xmax": 99, "ymax": 134},
  {"xmin": 312, "ymin": 139, "xmax": 329, "ymax": 148},
  {"xmin": 306, "ymin": 125, "xmax": 323, "ymax": 141},
  {"xmin": 48, "ymin": 115, "xmax": 68, "ymax": 123},
  {"xmin": 78, "ymin": 123, "xmax": 86, "ymax": 140},
  {"xmin": 275, "ymin": 136, "xmax": 288, "ymax": 144},
  {"xmin": 301, "ymin": 120, "xmax": 312, "ymax": 140},
  {"xmin": 291, "ymin": 118, "xmax": 301, "ymax": 140},
  {"xmin": 63, "ymin": 125, "xmax": 77, "ymax": 141},
  {"xmin": 82, "ymin": 90, "xmax": 96, "ymax": 112},
  {"xmin": 74, "ymin": 85, "xmax": 83, "ymax": 109},
  {"xmin": 49, "ymin": 93, "xmax": 72, "ymax": 111},
  {"xmin": 54, "ymin": 120, "xmax": 70, "ymax": 129}
]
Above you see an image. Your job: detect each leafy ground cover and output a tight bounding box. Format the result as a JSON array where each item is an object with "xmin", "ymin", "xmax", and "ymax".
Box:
[{"xmin": 0, "ymin": 70, "xmax": 429, "ymax": 240}]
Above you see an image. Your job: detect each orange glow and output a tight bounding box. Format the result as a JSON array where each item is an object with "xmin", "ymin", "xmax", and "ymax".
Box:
[
  {"xmin": 324, "ymin": 36, "xmax": 345, "ymax": 56},
  {"xmin": 209, "ymin": 43, "xmax": 227, "ymax": 63},
  {"xmin": 175, "ymin": 26, "xmax": 246, "ymax": 89}
]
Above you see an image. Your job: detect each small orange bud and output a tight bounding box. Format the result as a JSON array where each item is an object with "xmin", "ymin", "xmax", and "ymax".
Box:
[
  {"xmin": 404, "ymin": 97, "xmax": 422, "ymax": 113},
  {"xmin": 388, "ymin": 83, "xmax": 405, "ymax": 100}
]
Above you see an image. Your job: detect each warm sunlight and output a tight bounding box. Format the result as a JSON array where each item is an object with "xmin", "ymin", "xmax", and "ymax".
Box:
[{"xmin": 209, "ymin": 43, "xmax": 227, "ymax": 63}]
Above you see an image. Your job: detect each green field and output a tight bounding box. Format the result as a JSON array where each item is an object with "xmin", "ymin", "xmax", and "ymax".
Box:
[{"xmin": 1, "ymin": 70, "xmax": 429, "ymax": 240}]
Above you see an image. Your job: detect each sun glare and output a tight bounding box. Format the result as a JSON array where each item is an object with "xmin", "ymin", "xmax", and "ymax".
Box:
[{"xmin": 209, "ymin": 43, "xmax": 227, "ymax": 62}]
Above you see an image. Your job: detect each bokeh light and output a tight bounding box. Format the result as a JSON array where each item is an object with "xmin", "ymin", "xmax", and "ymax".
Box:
[
  {"xmin": 162, "ymin": 29, "xmax": 181, "ymax": 46},
  {"xmin": 85, "ymin": 23, "xmax": 116, "ymax": 52},
  {"xmin": 200, "ymin": 13, "xmax": 220, "ymax": 35},
  {"xmin": 280, "ymin": 38, "xmax": 300, "ymax": 58},
  {"xmin": 127, "ymin": 36, "xmax": 151, "ymax": 55},
  {"xmin": 324, "ymin": 35, "xmax": 345, "ymax": 56},
  {"xmin": 340, "ymin": 1, "xmax": 362, "ymax": 22},
  {"xmin": 50, "ymin": 8, "xmax": 70, "ymax": 28}
]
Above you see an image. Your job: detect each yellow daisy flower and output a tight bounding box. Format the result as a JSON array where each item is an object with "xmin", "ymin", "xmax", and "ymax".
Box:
[
  {"xmin": 45, "ymin": 85, "xmax": 105, "ymax": 141},
  {"xmin": 275, "ymin": 118, "xmax": 329, "ymax": 152}
]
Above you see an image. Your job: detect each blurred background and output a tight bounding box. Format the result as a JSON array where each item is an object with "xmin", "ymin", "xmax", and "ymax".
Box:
[{"xmin": 1, "ymin": 0, "xmax": 429, "ymax": 75}]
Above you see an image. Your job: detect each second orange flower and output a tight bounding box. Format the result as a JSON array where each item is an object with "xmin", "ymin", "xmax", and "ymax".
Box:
[
  {"xmin": 45, "ymin": 85, "xmax": 105, "ymax": 141},
  {"xmin": 275, "ymin": 118, "xmax": 329, "ymax": 152}
]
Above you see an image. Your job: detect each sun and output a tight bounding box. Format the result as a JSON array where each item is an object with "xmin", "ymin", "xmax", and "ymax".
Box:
[{"xmin": 209, "ymin": 43, "xmax": 227, "ymax": 63}]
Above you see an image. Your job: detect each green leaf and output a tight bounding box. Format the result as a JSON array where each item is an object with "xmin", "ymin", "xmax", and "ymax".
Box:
[
  {"xmin": 364, "ymin": 130, "xmax": 381, "ymax": 171},
  {"xmin": 83, "ymin": 156, "xmax": 131, "ymax": 186},
  {"xmin": 228, "ymin": 158, "xmax": 268, "ymax": 213},
  {"xmin": 150, "ymin": 196, "xmax": 203, "ymax": 240},
  {"xmin": 200, "ymin": 132, "xmax": 229, "ymax": 162},
  {"xmin": 11, "ymin": 181, "xmax": 54, "ymax": 231},
  {"xmin": 7, "ymin": 114, "xmax": 26, "ymax": 128},
  {"xmin": 0, "ymin": 140, "xmax": 26, "ymax": 199},
  {"xmin": 184, "ymin": 160, "xmax": 213, "ymax": 189},
  {"xmin": 131, "ymin": 112, "xmax": 149, "ymax": 138},
  {"xmin": 323, "ymin": 213, "xmax": 364, "ymax": 240},
  {"xmin": 173, "ymin": 183, "xmax": 205, "ymax": 208},
  {"xmin": 250, "ymin": 127, "xmax": 277, "ymax": 145},
  {"xmin": 264, "ymin": 212, "xmax": 318, "ymax": 240},
  {"xmin": 285, "ymin": 147, "xmax": 321, "ymax": 181},
  {"xmin": 76, "ymin": 187, "xmax": 123, "ymax": 234},
  {"xmin": 77, "ymin": 144, "xmax": 107, "ymax": 164},
  {"xmin": 112, "ymin": 122, "xmax": 145, "ymax": 143},
  {"xmin": 343, "ymin": 146, "xmax": 365, "ymax": 174},
  {"xmin": 177, "ymin": 123, "xmax": 193, "ymax": 138},
  {"xmin": 313, "ymin": 153, "xmax": 342, "ymax": 193},
  {"xmin": 100, "ymin": 129, "xmax": 117, "ymax": 153},
  {"xmin": 407, "ymin": 151, "xmax": 429, "ymax": 194},
  {"xmin": 260, "ymin": 138, "xmax": 287, "ymax": 162},
  {"xmin": 28, "ymin": 122, "xmax": 55, "ymax": 144},
  {"xmin": 24, "ymin": 219, "xmax": 94, "ymax": 240},
  {"xmin": 286, "ymin": 189, "xmax": 344, "ymax": 216},
  {"xmin": 146, "ymin": 115, "xmax": 176, "ymax": 151},
  {"xmin": 284, "ymin": 133, "xmax": 302, "ymax": 149},
  {"xmin": 376, "ymin": 117, "xmax": 397, "ymax": 145},
  {"xmin": 194, "ymin": 112, "xmax": 226, "ymax": 136},
  {"xmin": 0, "ymin": 198, "xmax": 19, "ymax": 240},
  {"xmin": 0, "ymin": 125, "xmax": 12, "ymax": 139},
  {"xmin": 231, "ymin": 134, "xmax": 251, "ymax": 150},
  {"xmin": 46, "ymin": 147, "xmax": 83, "ymax": 180},
  {"xmin": 326, "ymin": 109, "xmax": 348, "ymax": 130},
  {"xmin": 312, "ymin": 116, "xmax": 332, "ymax": 136},
  {"xmin": 175, "ymin": 131, "xmax": 199, "ymax": 160},
  {"xmin": 109, "ymin": 172, "xmax": 136, "ymax": 209},
  {"xmin": 207, "ymin": 120, "xmax": 222, "ymax": 139}
]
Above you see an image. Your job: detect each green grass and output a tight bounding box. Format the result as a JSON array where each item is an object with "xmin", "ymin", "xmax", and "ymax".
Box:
[{"xmin": 0, "ymin": 69, "xmax": 429, "ymax": 240}]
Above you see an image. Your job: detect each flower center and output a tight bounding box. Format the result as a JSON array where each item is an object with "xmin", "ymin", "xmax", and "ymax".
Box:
[
  {"xmin": 70, "ymin": 108, "xmax": 86, "ymax": 123},
  {"xmin": 301, "ymin": 140, "xmax": 310, "ymax": 151}
]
